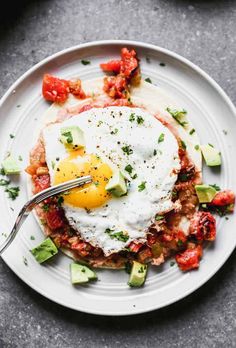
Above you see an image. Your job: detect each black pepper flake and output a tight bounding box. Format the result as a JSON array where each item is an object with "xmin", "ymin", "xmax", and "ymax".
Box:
[{"xmin": 57, "ymin": 168, "xmax": 60, "ymax": 172}]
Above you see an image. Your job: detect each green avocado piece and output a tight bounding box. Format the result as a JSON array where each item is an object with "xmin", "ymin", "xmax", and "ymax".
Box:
[
  {"xmin": 2, "ymin": 155, "xmax": 20, "ymax": 175},
  {"xmin": 195, "ymin": 184, "xmax": 217, "ymax": 203},
  {"xmin": 105, "ymin": 171, "xmax": 127, "ymax": 197},
  {"xmin": 128, "ymin": 261, "xmax": 148, "ymax": 287},
  {"xmin": 200, "ymin": 144, "xmax": 221, "ymax": 166},
  {"xmin": 31, "ymin": 237, "xmax": 58, "ymax": 263},
  {"xmin": 70, "ymin": 263, "xmax": 97, "ymax": 284},
  {"xmin": 60, "ymin": 126, "xmax": 85, "ymax": 149}
]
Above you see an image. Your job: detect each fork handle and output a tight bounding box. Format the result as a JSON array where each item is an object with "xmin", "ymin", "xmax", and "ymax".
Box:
[{"xmin": 0, "ymin": 205, "xmax": 29, "ymax": 255}]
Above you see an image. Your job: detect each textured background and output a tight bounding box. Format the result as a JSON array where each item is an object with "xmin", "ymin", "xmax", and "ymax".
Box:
[{"xmin": 0, "ymin": 1, "xmax": 236, "ymax": 347}]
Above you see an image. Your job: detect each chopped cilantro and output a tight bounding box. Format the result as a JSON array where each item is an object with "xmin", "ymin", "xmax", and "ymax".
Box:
[
  {"xmin": 181, "ymin": 140, "xmax": 187, "ymax": 150},
  {"xmin": 195, "ymin": 145, "xmax": 200, "ymax": 150},
  {"xmin": 9, "ymin": 134, "xmax": 15, "ymax": 139},
  {"xmin": 18, "ymin": 155, "xmax": 23, "ymax": 161},
  {"xmin": 110, "ymin": 128, "xmax": 118, "ymax": 135},
  {"xmin": 131, "ymin": 173, "xmax": 138, "ymax": 179},
  {"xmin": 170, "ymin": 261, "xmax": 175, "ymax": 267},
  {"xmin": 81, "ymin": 59, "xmax": 91, "ymax": 65},
  {"xmin": 51, "ymin": 161, "xmax": 55, "ymax": 169},
  {"xmin": 158, "ymin": 133, "xmax": 165, "ymax": 143},
  {"xmin": 42, "ymin": 203, "xmax": 50, "ymax": 212},
  {"xmin": 94, "ymin": 181, "xmax": 99, "ymax": 186},
  {"xmin": 153, "ymin": 149, "xmax": 157, "ymax": 156},
  {"xmin": 62, "ymin": 131, "xmax": 73, "ymax": 144},
  {"xmin": 138, "ymin": 266, "xmax": 145, "ymax": 273},
  {"xmin": 177, "ymin": 240, "xmax": 183, "ymax": 247},
  {"xmin": 138, "ymin": 181, "xmax": 146, "ymax": 192},
  {"xmin": 145, "ymin": 77, "xmax": 152, "ymax": 84},
  {"xmin": 166, "ymin": 107, "xmax": 188, "ymax": 127},
  {"xmin": 122, "ymin": 145, "xmax": 133, "ymax": 155},
  {"xmin": 0, "ymin": 179, "xmax": 10, "ymax": 186},
  {"xmin": 155, "ymin": 215, "xmax": 164, "ymax": 221},
  {"xmin": 5, "ymin": 186, "xmax": 20, "ymax": 200},
  {"xmin": 189, "ymin": 129, "xmax": 195, "ymax": 135},
  {"xmin": 129, "ymin": 113, "xmax": 135, "ymax": 122},
  {"xmin": 137, "ymin": 116, "xmax": 144, "ymax": 124},
  {"xmin": 105, "ymin": 228, "xmax": 129, "ymax": 242},
  {"xmin": 125, "ymin": 164, "xmax": 133, "ymax": 174},
  {"xmin": 209, "ymin": 184, "xmax": 221, "ymax": 191},
  {"xmin": 30, "ymin": 236, "xmax": 35, "ymax": 240},
  {"xmin": 208, "ymin": 143, "xmax": 214, "ymax": 148}
]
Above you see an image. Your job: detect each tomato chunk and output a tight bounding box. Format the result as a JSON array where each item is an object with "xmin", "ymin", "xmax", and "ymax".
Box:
[
  {"xmin": 175, "ymin": 245, "xmax": 202, "ymax": 271},
  {"xmin": 33, "ymin": 174, "xmax": 50, "ymax": 193},
  {"xmin": 129, "ymin": 242, "xmax": 143, "ymax": 253},
  {"xmin": 211, "ymin": 190, "xmax": 235, "ymax": 207},
  {"xmin": 69, "ymin": 80, "xmax": 86, "ymax": 99},
  {"xmin": 45, "ymin": 209, "xmax": 64, "ymax": 230},
  {"xmin": 120, "ymin": 47, "xmax": 139, "ymax": 78},
  {"xmin": 100, "ymin": 60, "xmax": 122, "ymax": 74},
  {"xmin": 42, "ymin": 74, "xmax": 69, "ymax": 103},
  {"xmin": 103, "ymin": 75, "xmax": 128, "ymax": 99},
  {"xmin": 189, "ymin": 211, "xmax": 216, "ymax": 241}
]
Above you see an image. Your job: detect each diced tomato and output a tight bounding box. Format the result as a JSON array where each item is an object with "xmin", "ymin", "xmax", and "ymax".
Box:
[
  {"xmin": 211, "ymin": 190, "xmax": 235, "ymax": 207},
  {"xmin": 100, "ymin": 60, "xmax": 122, "ymax": 74},
  {"xmin": 25, "ymin": 163, "xmax": 40, "ymax": 176},
  {"xmin": 45, "ymin": 208, "xmax": 64, "ymax": 230},
  {"xmin": 42, "ymin": 74, "xmax": 69, "ymax": 103},
  {"xmin": 103, "ymin": 75, "xmax": 128, "ymax": 99},
  {"xmin": 33, "ymin": 174, "xmax": 50, "ymax": 193},
  {"xmin": 78, "ymin": 104, "xmax": 93, "ymax": 114},
  {"xmin": 120, "ymin": 48, "xmax": 139, "ymax": 78},
  {"xmin": 129, "ymin": 242, "xmax": 143, "ymax": 253},
  {"xmin": 189, "ymin": 211, "xmax": 216, "ymax": 241},
  {"xmin": 175, "ymin": 245, "xmax": 202, "ymax": 271},
  {"xmin": 69, "ymin": 80, "xmax": 86, "ymax": 99},
  {"xmin": 71, "ymin": 241, "xmax": 92, "ymax": 257},
  {"xmin": 147, "ymin": 234, "xmax": 158, "ymax": 246}
]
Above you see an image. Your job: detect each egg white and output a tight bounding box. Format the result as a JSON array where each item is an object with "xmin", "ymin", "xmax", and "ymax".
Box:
[{"xmin": 43, "ymin": 106, "xmax": 180, "ymax": 256}]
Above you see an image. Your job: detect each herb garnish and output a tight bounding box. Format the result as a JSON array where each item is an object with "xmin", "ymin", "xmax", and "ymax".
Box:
[
  {"xmin": 42, "ymin": 203, "xmax": 50, "ymax": 212},
  {"xmin": 125, "ymin": 261, "xmax": 132, "ymax": 274},
  {"xmin": 122, "ymin": 145, "xmax": 133, "ymax": 155},
  {"xmin": 158, "ymin": 133, "xmax": 165, "ymax": 143},
  {"xmin": 166, "ymin": 107, "xmax": 188, "ymax": 127},
  {"xmin": 125, "ymin": 164, "xmax": 133, "ymax": 174},
  {"xmin": 155, "ymin": 215, "xmax": 164, "ymax": 221},
  {"xmin": 81, "ymin": 59, "xmax": 91, "ymax": 65},
  {"xmin": 145, "ymin": 77, "xmax": 152, "ymax": 84},
  {"xmin": 5, "ymin": 186, "xmax": 20, "ymax": 200},
  {"xmin": 170, "ymin": 261, "xmax": 175, "ymax": 267},
  {"xmin": 30, "ymin": 236, "xmax": 35, "ymax": 240},
  {"xmin": 94, "ymin": 181, "xmax": 99, "ymax": 186},
  {"xmin": 129, "ymin": 113, "xmax": 135, "ymax": 122},
  {"xmin": 0, "ymin": 167, "xmax": 6, "ymax": 175},
  {"xmin": 23, "ymin": 256, "xmax": 28, "ymax": 266},
  {"xmin": 58, "ymin": 196, "xmax": 64, "ymax": 206},
  {"xmin": 195, "ymin": 145, "xmax": 200, "ymax": 150},
  {"xmin": 110, "ymin": 128, "xmax": 118, "ymax": 135},
  {"xmin": 62, "ymin": 131, "xmax": 73, "ymax": 144},
  {"xmin": 137, "ymin": 116, "xmax": 144, "ymax": 124},
  {"xmin": 9, "ymin": 134, "xmax": 15, "ymax": 139},
  {"xmin": 208, "ymin": 143, "xmax": 214, "ymax": 147},
  {"xmin": 153, "ymin": 149, "xmax": 157, "ymax": 156},
  {"xmin": 105, "ymin": 228, "xmax": 129, "ymax": 242},
  {"xmin": 18, "ymin": 155, "xmax": 23, "ymax": 161},
  {"xmin": 0, "ymin": 179, "xmax": 10, "ymax": 186},
  {"xmin": 189, "ymin": 129, "xmax": 195, "ymax": 135},
  {"xmin": 138, "ymin": 181, "xmax": 146, "ymax": 192},
  {"xmin": 209, "ymin": 184, "xmax": 221, "ymax": 191}
]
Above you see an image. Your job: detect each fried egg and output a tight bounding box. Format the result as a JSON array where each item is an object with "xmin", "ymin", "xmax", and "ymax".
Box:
[{"xmin": 43, "ymin": 106, "xmax": 180, "ymax": 255}]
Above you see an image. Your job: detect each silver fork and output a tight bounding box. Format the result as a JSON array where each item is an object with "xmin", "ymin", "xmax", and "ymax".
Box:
[{"xmin": 0, "ymin": 175, "xmax": 92, "ymax": 254}]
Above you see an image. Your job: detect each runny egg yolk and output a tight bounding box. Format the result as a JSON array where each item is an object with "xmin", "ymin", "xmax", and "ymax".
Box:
[{"xmin": 54, "ymin": 152, "xmax": 113, "ymax": 209}]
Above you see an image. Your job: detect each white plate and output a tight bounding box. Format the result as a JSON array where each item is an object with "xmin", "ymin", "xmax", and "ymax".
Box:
[{"xmin": 0, "ymin": 40, "xmax": 236, "ymax": 316}]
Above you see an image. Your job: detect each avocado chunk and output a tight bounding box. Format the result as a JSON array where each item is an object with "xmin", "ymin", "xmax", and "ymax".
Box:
[
  {"xmin": 105, "ymin": 171, "xmax": 127, "ymax": 197},
  {"xmin": 128, "ymin": 261, "xmax": 148, "ymax": 287},
  {"xmin": 31, "ymin": 237, "xmax": 58, "ymax": 263},
  {"xmin": 70, "ymin": 263, "xmax": 97, "ymax": 284},
  {"xmin": 195, "ymin": 184, "xmax": 217, "ymax": 203},
  {"xmin": 2, "ymin": 155, "xmax": 20, "ymax": 175},
  {"xmin": 200, "ymin": 144, "xmax": 221, "ymax": 166},
  {"xmin": 60, "ymin": 126, "xmax": 85, "ymax": 149}
]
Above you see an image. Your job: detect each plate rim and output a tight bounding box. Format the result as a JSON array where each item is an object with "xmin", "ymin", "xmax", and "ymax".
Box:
[{"xmin": 1, "ymin": 39, "xmax": 236, "ymax": 316}]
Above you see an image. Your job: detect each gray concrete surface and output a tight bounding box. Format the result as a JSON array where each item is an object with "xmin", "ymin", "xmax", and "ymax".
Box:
[{"xmin": 0, "ymin": 0, "xmax": 236, "ymax": 347}]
